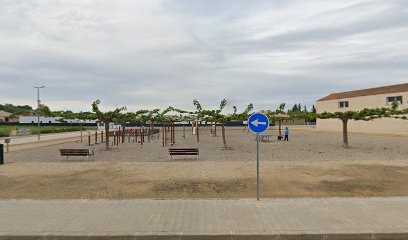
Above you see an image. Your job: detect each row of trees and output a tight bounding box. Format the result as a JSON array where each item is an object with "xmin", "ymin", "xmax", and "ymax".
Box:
[
  {"xmin": 0, "ymin": 103, "xmax": 52, "ymax": 116},
  {"xmin": 288, "ymin": 103, "xmax": 316, "ymax": 114},
  {"xmin": 93, "ymin": 100, "xmax": 408, "ymax": 150},
  {"xmin": 15, "ymin": 99, "xmax": 407, "ymax": 150},
  {"xmin": 318, "ymin": 102, "xmax": 408, "ymax": 148}
]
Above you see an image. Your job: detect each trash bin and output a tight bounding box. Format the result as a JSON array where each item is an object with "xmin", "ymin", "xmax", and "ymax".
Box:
[{"xmin": 0, "ymin": 144, "xmax": 3, "ymax": 165}]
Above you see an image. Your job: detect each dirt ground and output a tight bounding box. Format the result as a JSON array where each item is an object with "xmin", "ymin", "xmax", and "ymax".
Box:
[
  {"xmin": 1, "ymin": 160, "xmax": 408, "ymax": 199},
  {"xmin": 1, "ymin": 127, "xmax": 408, "ymax": 199},
  {"xmin": 5, "ymin": 127, "xmax": 408, "ymax": 162}
]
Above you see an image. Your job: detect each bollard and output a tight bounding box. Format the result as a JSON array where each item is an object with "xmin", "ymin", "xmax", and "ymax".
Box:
[
  {"xmin": 4, "ymin": 138, "xmax": 10, "ymax": 153},
  {"xmin": 0, "ymin": 144, "xmax": 3, "ymax": 165},
  {"xmin": 95, "ymin": 131, "xmax": 98, "ymax": 144},
  {"xmin": 88, "ymin": 132, "xmax": 91, "ymax": 146},
  {"xmin": 135, "ymin": 130, "xmax": 138, "ymax": 143},
  {"xmin": 101, "ymin": 131, "xmax": 104, "ymax": 143}
]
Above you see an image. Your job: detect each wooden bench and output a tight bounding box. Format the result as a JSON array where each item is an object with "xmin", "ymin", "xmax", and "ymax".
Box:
[
  {"xmin": 59, "ymin": 149, "xmax": 94, "ymax": 161},
  {"xmin": 169, "ymin": 148, "xmax": 199, "ymax": 160}
]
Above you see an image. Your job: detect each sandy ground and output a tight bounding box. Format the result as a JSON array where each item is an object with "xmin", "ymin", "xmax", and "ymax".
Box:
[
  {"xmin": 4, "ymin": 127, "xmax": 408, "ymax": 162},
  {"xmin": 1, "ymin": 160, "xmax": 408, "ymax": 199},
  {"xmin": 1, "ymin": 127, "xmax": 408, "ymax": 199}
]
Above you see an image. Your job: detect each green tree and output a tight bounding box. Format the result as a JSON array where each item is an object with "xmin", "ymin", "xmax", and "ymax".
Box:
[
  {"xmin": 291, "ymin": 104, "xmax": 299, "ymax": 112},
  {"xmin": 92, "ymin": 100, "xmax": 126, "ymax": 150},
  {"xmin": 198, "ymin": 99, "xmax": 236, "ymax": 149},
  {"xmin": 0, "ymin": 103, "xmax": 33, "ymax": 116},
  {"xmin": 269, "ymin": 103, "xmax": 287, "ymax": 135},
  {"xmin": 317, "ymin": 102, "xmax": 405, "ymax": 148},
  {"xmin": 311, "ymin": 105, "xmax": 316, "ymax": 114},
  {"xmin": 36, "ymin": 104, "xmax": 53, "ymax": 117},
  {"xmin": 56, "ymin": 111, "xmax": 96, "ymax": 143}
]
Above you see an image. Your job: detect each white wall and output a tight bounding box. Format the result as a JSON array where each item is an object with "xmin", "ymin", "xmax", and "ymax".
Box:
[
  {"xmin": 316, "ymin": 91, "xmax": 408, "ymax": 135},
  {"xmin": 19, "ymin": 116, "xmax": 97, "ymax": 124}
]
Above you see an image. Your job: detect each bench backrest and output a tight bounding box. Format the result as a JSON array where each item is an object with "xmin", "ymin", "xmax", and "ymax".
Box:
[
  {"xmin": 169, "ymin": 148, "xmax": 199, "ymax": 153},
  {"xmin": 60, "ymin": 149, "xmax": 91, "ymax": 155}
]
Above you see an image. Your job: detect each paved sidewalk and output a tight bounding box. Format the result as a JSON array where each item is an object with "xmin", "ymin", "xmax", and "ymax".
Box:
[
  {"xmin": 1, "ymin": 131, "xmax": 92, "ymax": 152},
  {"xmin": 0, "ymin": 131, "xmax": 84, "ymax": 145},
  {"xmin": 0, "ymin": 198, "xmax": 407, "ymax": 239}
]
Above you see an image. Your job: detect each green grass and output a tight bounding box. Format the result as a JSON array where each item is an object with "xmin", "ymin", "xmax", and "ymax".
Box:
[{"xmin": 0, "ymin": 126, "xmax": 84, "ymax": 137}]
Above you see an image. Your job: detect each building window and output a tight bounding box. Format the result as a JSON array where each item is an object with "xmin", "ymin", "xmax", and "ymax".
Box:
[
  {"xmin": 339, "ymin": 101, "xmax": 349, "ymax": 108},
  {"xmin": 387, "ymin": 96, "xmax": 403, "ymax": 105}
]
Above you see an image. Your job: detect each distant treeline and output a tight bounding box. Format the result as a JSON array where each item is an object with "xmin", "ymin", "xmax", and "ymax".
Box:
[{"xmin": 0, "ymin": 103, "xmax": 33, "ymax": 116}]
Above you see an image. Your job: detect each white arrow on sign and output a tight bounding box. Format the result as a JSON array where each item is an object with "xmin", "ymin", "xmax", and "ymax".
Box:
[{"xmin": 251, "ymin": 119, "xmax": 267, "ymax": 127}]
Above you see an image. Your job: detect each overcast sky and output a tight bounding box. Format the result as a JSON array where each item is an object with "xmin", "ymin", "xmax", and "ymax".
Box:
[{"xmin": 0, "ymin": 0, "xmax": 407, "ymax": 113}]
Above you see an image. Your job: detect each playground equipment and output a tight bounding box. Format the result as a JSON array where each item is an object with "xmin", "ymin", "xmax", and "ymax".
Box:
[
  {"xmin": 86, "ymin": 125, "xmax": 160, "ymax": 147},
  {"xmin": 192, "ymin": 120, "xmax": 200, "ymax": 143},
  {"xmin": 162, "ymin": 123, "xmax": 176, "ymax": 147},
  {"xmin": 87, "ymin": 131, "xmax": 105, "ymax": 146},
  {"xmin": 103, "ymin": 126, "xmax": 159, "ymax": 146}
]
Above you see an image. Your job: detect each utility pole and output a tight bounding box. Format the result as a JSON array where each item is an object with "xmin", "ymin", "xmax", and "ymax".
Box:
[{"xmin": 34, "ymin": 86, "xmax": 45, "ymax": 141}]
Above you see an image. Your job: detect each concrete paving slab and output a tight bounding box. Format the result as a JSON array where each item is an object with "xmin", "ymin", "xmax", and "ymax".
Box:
[{"xmin": 0, "ymin": 198, "xmax": 407, "ymax": 239}]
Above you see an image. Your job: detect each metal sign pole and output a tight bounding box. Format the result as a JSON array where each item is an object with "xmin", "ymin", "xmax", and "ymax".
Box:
[
  {"xmin": 248, "ymin": 113, "xmax": 269, "ymax": 202},
  {"xmin": 256, "ymin": 132, "xmax": 260, "ymax": 201}
]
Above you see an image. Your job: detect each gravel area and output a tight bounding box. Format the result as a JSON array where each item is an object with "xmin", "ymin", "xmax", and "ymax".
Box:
[{"xmin": 4, "ymin": 127, "xmax": 408, "ymax": 163}]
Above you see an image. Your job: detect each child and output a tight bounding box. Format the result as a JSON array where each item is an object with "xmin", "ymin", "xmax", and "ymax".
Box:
[{"xmin": 284, "ymin": 127, "xmax": 289, "ymax": 141}]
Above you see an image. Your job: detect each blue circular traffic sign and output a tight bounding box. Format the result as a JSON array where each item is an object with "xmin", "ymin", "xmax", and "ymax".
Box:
[{"xmin": 248, "ymin": 113, "xmax": 269, "ymax": 133}]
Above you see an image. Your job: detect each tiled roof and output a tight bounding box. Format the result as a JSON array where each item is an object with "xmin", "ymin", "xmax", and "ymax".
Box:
[
  {"xmin": 318, "ymin": 83, "xmax": 408, "ymax": 101},
  {"xmin": 0, "ymin": 110, "xmax": 11, "ymax": 117}
]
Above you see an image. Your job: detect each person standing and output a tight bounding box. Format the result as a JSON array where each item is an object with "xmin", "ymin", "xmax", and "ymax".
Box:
[{"xmin": 284, "ymin": 127, "xmax": 289, "ymax": 141}]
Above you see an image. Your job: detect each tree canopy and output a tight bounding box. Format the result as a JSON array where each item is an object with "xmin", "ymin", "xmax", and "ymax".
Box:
[{"xmin": 317, "ymin": 102, "xmax": 407, "ymax": 147}]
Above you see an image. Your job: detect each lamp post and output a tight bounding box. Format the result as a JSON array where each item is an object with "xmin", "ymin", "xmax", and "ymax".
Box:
[{"xmin": 34, "ymin": 86, "xmax": 45, "ymax": 140}]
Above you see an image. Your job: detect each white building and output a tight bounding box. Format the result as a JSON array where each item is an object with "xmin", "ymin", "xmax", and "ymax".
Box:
[
  {"xmin": 317, "ymin": 83, "xmax": 408, "ymax": 134},
  {"xmin": 19, "ymin": 116, "xmax": 97, "ymax": 124}
]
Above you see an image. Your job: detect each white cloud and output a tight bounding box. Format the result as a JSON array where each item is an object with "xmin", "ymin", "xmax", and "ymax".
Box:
[{"xmin": 0, "ymin": 0, "xmax": 407, "ymax": 113}]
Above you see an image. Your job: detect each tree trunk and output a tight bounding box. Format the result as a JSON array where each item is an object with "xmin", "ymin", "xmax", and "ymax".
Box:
[
  {"xmin": 342, "ymin": 118, "xmax": 349, "ymax": 148},
  {"xmin": 214, "ymin": 122, "xmax": 217, "ymax": 136},
  {"xmin": 278, "ymin": 120, "xmax": 282, "ymax": 136},
  {"xmin": 122, "ymin": 123, "xmax": 126, "ymax": 143},
  {"xmin": 196, "ymin": 121, "xmax": 199, "ymax": 143},
  {"xmin": 104, "ymin": 121, "xmax": 110, "ymax": 150},
  {"xmin": 221, "ymin": 123, "xmax": 228, "ymax": 149}
]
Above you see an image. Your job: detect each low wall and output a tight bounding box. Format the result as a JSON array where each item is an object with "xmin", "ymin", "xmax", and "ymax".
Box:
[{"xmin": 317, "ymin": 118, "xmax": 408, "ymax": 135}]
